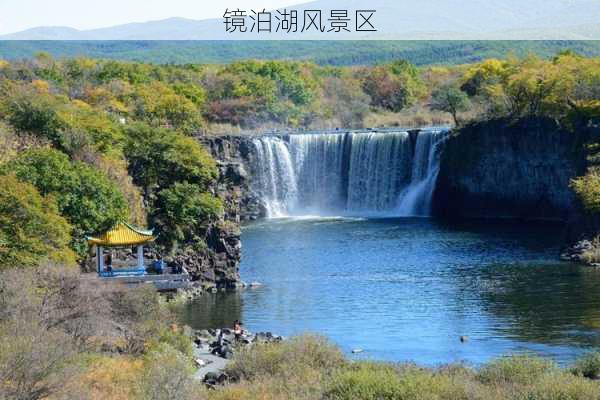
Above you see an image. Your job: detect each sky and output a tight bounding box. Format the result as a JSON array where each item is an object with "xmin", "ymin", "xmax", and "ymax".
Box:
[{"xmin": 0, "ymin": 0, "xmax": 307, "ymax": 34}]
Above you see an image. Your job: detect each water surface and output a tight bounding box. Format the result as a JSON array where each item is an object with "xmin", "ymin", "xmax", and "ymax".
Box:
[{"xmin": 181, "ymin": 217, "xmax": 600, "ymax": 365}]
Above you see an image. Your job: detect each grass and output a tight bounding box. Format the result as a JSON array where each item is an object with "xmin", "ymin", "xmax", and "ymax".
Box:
[{"xmin": 207, "ymin": 335, "xmax": 600, "ymax": 400}]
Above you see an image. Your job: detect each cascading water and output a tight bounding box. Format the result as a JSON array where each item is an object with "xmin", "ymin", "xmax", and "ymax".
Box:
[
  {"xmin": 251, "ymin": 129, "xmax": 447, "ymax": 218},
  {"xmin": 396, "ymin": 129, "xmax": 447, "ymax": 216}
]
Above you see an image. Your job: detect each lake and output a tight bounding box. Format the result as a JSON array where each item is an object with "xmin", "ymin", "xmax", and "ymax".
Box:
[{"xmin": 180, "ymin": 217, "xmax": 600, "ymax": 366}]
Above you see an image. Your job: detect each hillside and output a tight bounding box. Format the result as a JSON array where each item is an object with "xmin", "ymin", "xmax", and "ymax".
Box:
[{"xmin": 1, "ymin": 40, "xmax": 600, "ymax": 66}]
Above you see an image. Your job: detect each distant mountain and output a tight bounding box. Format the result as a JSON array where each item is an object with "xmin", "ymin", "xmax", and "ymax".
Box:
[
  {"xmin": 4, "ymin": 26, "xmax": 84, "ymax": 40},
  {"xmin": 1, "ymin": 0, "xmax": 599, "ymax": 40}
]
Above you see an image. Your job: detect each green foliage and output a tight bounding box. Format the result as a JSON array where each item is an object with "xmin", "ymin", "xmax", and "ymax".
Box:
[
  {"xmin": 326, "ymin": 363, "xmax": 466, "ymax": 400},
  {"xmin": 571, "ymin": 172, "xmax": 600, "ymax": 214},
  {"xmin": 0, "ymin": 51, "xmax": 597, "ymax": 266},
  {"xmin": 571, "ymin": 351, "xmax": 600, "ymax": 379},
  {"xmin": 226, "ymin": 334, "xmax": 346, "ymax": 381},
  {"xmin": 461, "ymin": 55, "xmax": 600, "ymax": 124},
  {"xmin": 5, "ymin": 89, "xmax": 64, "ymax": 145},
  {"xmin": 0, "ymin": 174, "xmax": 75, "ymax": 268},
  {"xmin": 518, "ymin": 372, "xmax": 600, "ymax": 400},
  {"xmin": 477, "ymin": 355, "xmax": 558, "ymax": 385},
  {"xmin": 155, "ymin": 182, "xmax": 222, "ymax": 249},
  {"xmin": 431, "ymin": 84, "xmax": 471, "ymax": 125},
  {"xmin": 132, "ymin": 81, "xmax": 203, "ymax": 134},
  {"xmin": 57, "ymin": 99, "xmax": 124, "ymax": 155},
  {"xmin": 124, "ymin": 123, "xmax": 217, "ymax": 194},
  {"xmin": 2, "ymin": 41, "xmax": 600, "ymax": 66},
  {"xmin": 7, "ymin": 148, "xmax": 128, "ymax": 256}
]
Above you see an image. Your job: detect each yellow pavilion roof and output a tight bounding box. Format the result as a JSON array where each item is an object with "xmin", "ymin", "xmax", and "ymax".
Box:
[{"xmin": 86, "ymin": 222, "xmax": 156, "ymax": 247}]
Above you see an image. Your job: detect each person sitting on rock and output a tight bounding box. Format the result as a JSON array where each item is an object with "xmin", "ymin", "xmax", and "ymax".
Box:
[{"xmin": 233, "ymin": 320, "xmax": 243, "ymax": 340}]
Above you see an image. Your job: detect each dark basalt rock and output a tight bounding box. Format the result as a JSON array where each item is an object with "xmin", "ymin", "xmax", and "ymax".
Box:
[
  {"xmin": 434, "ymin": 118, "xmax": 587, "ymax": 221},
  {"xmin": 171, "ymin": 136, "xmax": 253, "ymax": 286}
]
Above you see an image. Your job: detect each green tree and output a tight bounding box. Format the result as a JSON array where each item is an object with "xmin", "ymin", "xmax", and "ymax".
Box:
[
  {"xmin": 7, "ymin": 148, "xmax": 128, "ymax": 256},
  {"xmin": 0, "ymin": 174, "xmax": 75, "ymax": 268},
  {"xmin": 133, "ymin": 82, "xmax": 203, "ymax": 134},
  {"xmin": 571, "ymin": 172, "xmax": 600, "ymax": 214},
  {"xmin": 431, "ymin": 84, "xmax": 471, "ymax": 126},
  {"xmin": 124, "ymin": 123, "xmax": 217, "ymax": 196},
  {"xmin": 5, "ymin": 90, "xmax": 64, "ymax": 145},
  {"xmin": 155, "ymin": 182, "xmax": 222, "ymax": 250}
]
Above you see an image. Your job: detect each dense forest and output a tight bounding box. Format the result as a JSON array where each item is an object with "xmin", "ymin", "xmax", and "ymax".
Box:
[
  {"xmin": 0, "ymin": 51, "xmax": 599, "ymax": 399},
  {"xmin": 0, "ymin": 50, "xmax": 599, "ymax": 268},
  {"xmin": 1, "ymin": 40, "xmax": 600, "ymax": 66}
]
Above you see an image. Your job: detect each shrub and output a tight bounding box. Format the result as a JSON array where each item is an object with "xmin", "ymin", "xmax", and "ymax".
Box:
[
  {"xmin": 226, "ymin": 334, "xmax": 346, "ymax": 382},
  {"xmin": 571, "ymin": 172, "xmax": 600, "ymax": 214},
  {"xmin": 571, "ymin": 351, "xmax": 600, "ymax": 379},
  {"xmin": 0, "ymin": 174, "xmax": 75, "ymax": 268},
  {"xmin": 109, "ymin": 284, "xmax": 170, "ymax": 353},
  {"xmin": 0, "ymin": 319, "xmax": 77, "ymax": 400},
  {"xmin": 477, "ymin": 354, "xmax": 558, "ymax": 386},
  {"xmin": 519, "ymin": 372, "xmax": 600, "ymax": 400},
  {"xmin": 80, "ymin": 355, "xmax": 144, "ymax": 400},
  {"xmin": 138, "ymin": 343, "xmax": 202, "ymax": 400},
  {"xmin": 326, "ymin": 362, "xmax": 467, "ymax": 400},
  {"xmin": 0, "ymin": 265, "xmax": 112, "ymax": 345},
  {"xmin": 210, "ymin": 375, "xmax": 322, "ymax": 400},
  {"xmin": 581, "ymin": 237, "xmax": 600, "ymax": 264}
]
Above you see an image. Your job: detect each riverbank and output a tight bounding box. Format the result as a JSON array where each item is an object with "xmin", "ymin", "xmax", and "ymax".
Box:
[
  {"xmin": 190, "ymin": 327, "xmax": 284, "ymax": 383},
  {"xmin": 197, "ymin": 334, "xmax": 600, "ymax": 400}
]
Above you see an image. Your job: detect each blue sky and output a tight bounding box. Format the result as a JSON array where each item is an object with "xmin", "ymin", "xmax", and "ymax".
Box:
[{"xmin": 0, "ymin": 0, "xmax": 304, "ymax": 34}]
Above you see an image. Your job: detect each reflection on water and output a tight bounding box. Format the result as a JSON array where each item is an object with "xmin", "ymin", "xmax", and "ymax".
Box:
[
  {"xmin": 179, "ymin": 291, "xmax": 242, "ymax": 329},
  {"xmin": 181, "ymin": 218, "xmax": 600, "ymax": 365}
]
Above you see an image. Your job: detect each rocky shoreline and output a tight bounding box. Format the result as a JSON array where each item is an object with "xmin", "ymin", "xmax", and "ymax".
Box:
[
  {"xmin": 190, "ymin": 327, "xmax": 284, "ymax": 386},
  {"xmin": 561, "ymin": 238, "xmax": 600, "ymax": 266}
]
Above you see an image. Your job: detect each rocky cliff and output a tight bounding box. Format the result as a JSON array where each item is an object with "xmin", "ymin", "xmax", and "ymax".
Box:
[
  {"xmin": 433, "ymin": 118, "xmax": 588, "ymax": 221},
  {"xmin": 167, "ymin": 136, "xmax": 257, "ymax": 288},
  {"xmin": 197, "ymin": 135, "xmax": 264, "ymax": 220}
]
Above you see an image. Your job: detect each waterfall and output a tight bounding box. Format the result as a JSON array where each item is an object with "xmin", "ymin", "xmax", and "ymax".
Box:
[
  {"xmin": 251, "ymin": 129, "xmax": 447, "ymax": 218},
  {"xmin": 397, "ymin": 129, "xmax": 447, "ymax": 216},
  {"xmin": 251, "ymin": 136, "xmax": 298, "ymax": 217}
]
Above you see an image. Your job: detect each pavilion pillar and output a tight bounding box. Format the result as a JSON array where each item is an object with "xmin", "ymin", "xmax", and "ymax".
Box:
[
  {"xmin": 98, "ymin": 246, "xmax": 104, "ymax": 272},
  {"xmin": 137, "ymin": 245, "xmax": 144, "ymax": 269}
]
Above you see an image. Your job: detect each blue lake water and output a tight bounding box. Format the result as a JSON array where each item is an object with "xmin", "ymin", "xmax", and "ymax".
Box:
[{"xmin": 181, "ymin": 217, "xmax": 600, "ymax": 366}]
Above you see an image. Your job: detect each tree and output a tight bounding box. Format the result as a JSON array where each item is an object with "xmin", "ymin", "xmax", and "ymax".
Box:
[
  {"xmin": 322, "ymin": 76, "xmax": 371, "ymax": 128},
  {"xmin": 133, "ymin": 82, "xmax": 203, "ymax": 134},
  {"xmin": 8, "ymin": 148, "xmax": 129, "ymax": 256},
  {"xmin": 0, "ymin": 174, "xmax": 75, "ymax": 269},
  {"xmin": 461, "ymin": 58, "xmax": 508, "ymax": 96},
  {"xmin": 5, "ymin": 89, "xmax": 64, "ymax": 145},
  {"xmin": 124, "ymin": 123, "xmax": 218, "ymax": 196},
  {"xmin": 155, "ymin": 182, "xmax": 222, "ymax": 250},
  {"xmin": 431, "ymin": 84, "xmax": 471, "ymax": 126},
  {"xmin": 360, "ymin": 61, "xmax": 425, "ymax": 112},
  {"xmin": 571, "ymin": 172, "xmax": 600, "ymax": 214}
]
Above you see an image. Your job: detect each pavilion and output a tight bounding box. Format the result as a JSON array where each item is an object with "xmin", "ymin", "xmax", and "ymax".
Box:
[{"xmin": 87, "ymin": 221, "xmax": 157, "ymax": 277}]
